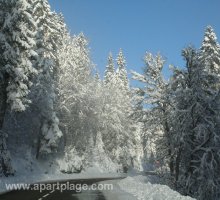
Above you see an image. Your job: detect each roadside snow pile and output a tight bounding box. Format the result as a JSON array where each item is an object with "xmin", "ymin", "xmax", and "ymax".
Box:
[{"xmin": 118, "ymin": 176, "xmax": 195, "ymax": 200}]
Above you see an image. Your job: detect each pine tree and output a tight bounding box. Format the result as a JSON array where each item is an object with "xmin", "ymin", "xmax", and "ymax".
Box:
[
  {"xmin": 0, "ymin": 0, "xmax": 37, "ymax": 176},
  {"xmin": 93, "ymin": 131, "xmax": 111, "ymax": 171},
  {"xmin": 95, "ymin": 71, "xmax": 101, "ymax": 83},
  {"xmin": 104, "ymin": 52, "xmax": 115, "ymax": 84},
  {"xmin": 32, "ymin": 0, "xmax": 63, "ymax": 157},
  {"xmin": 0, "ymin": 0, "xmax": 37, "ymax": 112},
  {"xmin": 132, "ymin": 52, "xmax": 173, "ymax": 175},
  {"xmin": 171, "ymin": 43, "xmax": 220, "ymax": 199},
  {"xmin": 116, "ymin": 49, "xmax": 129, "ymax": 89},
  {"xmin": 199, "ymin": 26, "xmax": 220, "ymax": 75},
  {"xmin": 180, "ymin": 27, "xmax": 220, "ymax": 199},
  {"xmin": 57, "ymin": 32, "xmax": 95, "ymax": 161},
  {"xmin": 169, "ymin": 47, "xmax": 199, "ymax": 188},
  {"xmin": 102, "ymin": 50, "xmax": 138, "ymax": 171}
]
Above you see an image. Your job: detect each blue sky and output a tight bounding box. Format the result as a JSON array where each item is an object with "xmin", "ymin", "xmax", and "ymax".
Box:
[{"xmin": 49, "ymin": 0, "xmax": 220, "ymax": 81}]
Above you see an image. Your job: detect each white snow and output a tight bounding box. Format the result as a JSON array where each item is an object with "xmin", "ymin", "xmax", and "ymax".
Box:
[
  {"xmin": 0, "ymin": 159, "xmax": 195, "ymax": 200},
  {"xmin": 115, "ymin": 175, "xmax": 195, "ymax": 200},
  {"xmin": 0, "ymin": 153, "xmax": 124, "ymax": 194}
]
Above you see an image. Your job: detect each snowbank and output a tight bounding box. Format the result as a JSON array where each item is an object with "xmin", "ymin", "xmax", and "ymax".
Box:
[{"xmin": 117, "ymin": 175, "xmax": 195, "ymax": 200}]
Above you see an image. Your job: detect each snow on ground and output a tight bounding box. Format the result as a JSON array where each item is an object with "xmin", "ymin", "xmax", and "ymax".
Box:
[
  {"xmin": 116, "ymin": 175, "xmax": 195, "ymax": 200},
  {"xmin": 0, "ymin": 152, "xmax": 125, "ymax": 194},
  {"xmin": 0, "ymin": 161, "xmax": 124, "ymax": 194},
  {"xmin": 0, "ymin": 155, "xmax": 195, "ymax": 200},
  {"xmin": 1, "ymin": 169, "xmax": 195, "ymax": 200},
  {"xmin": 102, "ymin": 179, "xmax": 137, "ymax": 200}
]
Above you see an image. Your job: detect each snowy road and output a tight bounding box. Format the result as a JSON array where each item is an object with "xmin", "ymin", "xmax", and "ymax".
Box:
[
  {"xmin": 0, "ymin": 175, "xmax": 195, "ymax": 200},
  {"xmin": 0, "ymin": 177, "xmax": 126, "ymax": 200}
]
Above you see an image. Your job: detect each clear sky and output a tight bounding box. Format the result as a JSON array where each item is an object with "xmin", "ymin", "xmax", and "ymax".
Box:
[{"xmin": 49, "ymin": 0, "xmax": 220, "ymax": 81}]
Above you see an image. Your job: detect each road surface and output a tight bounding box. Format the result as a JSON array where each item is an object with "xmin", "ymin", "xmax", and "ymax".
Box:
[{"xmin": 0, "ymin": 177, "xmax": 126, "ymax": 200}]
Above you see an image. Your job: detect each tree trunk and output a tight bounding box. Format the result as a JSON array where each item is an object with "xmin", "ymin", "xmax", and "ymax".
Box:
[
  {"xmin": 163, "ymin": 111, "xmax": 174, "ymax": 177},
  {"xmin": 175, "ymin": 149, "xmax": 181, "ymax": 188},
  {"xmin": 169, "ymin": 149, "xmax": 174, "ymax": 176},
  {"xmin": 0, "ymin": 75, "xmax": 8, "ymax": 129},
  {"xmin": 36, "ymin": 119, "xmax": 44, "ymax": 159},
  {"xmin": 0, "ymin": 74, "xmax": 14, "ymax": 176}
]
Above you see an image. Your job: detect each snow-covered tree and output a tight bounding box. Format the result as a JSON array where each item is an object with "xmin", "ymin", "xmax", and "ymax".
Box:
[
  {"xmin": 57, "ymin": 32, "xmax": 96, "ymax": 163},
  {"xmin": 173, "ymin": 27, "xmax": 220, "ymax": 200},
  {"xmin": 169, "ymin": 47, "xmax": 199, "ymax": 187},
  {"xmin": 0, "ymin": 0, "xmax": 37, "ymax": 176},
  {"xmin": 33, "ymin": 0, "xmax": 63, "ymax": 157},
  {"xmin": 199, "ymin": 26, "xmax": 220, "ymax": 75},
  {"xmin": 132, "ymin": 53, "xmax": 174, "ymax": 174},
  {"xmin": 104, "ymin": 52, "xmax": 115, "ymax": 84},
  {"xmin": 131, "ymin": 27, "xmax": 220, "ymax": 199},
  {"xmin": 116, "ymin": 49, "xmax": 129, "ymax": 90},
  {"xmin": 0, "ymin": 0, "xmax": 37, "ymax": 112},
  {"xmin": 102, "ymin": 50, "xmax": 138, "ymax": 172},
  {"xmin": 58, "ymin": 145, "xmax": 83, "ymax": 173},
  {"xmin": 170, "ymin": 30, "xmax": 220, "ymax": 198}
]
